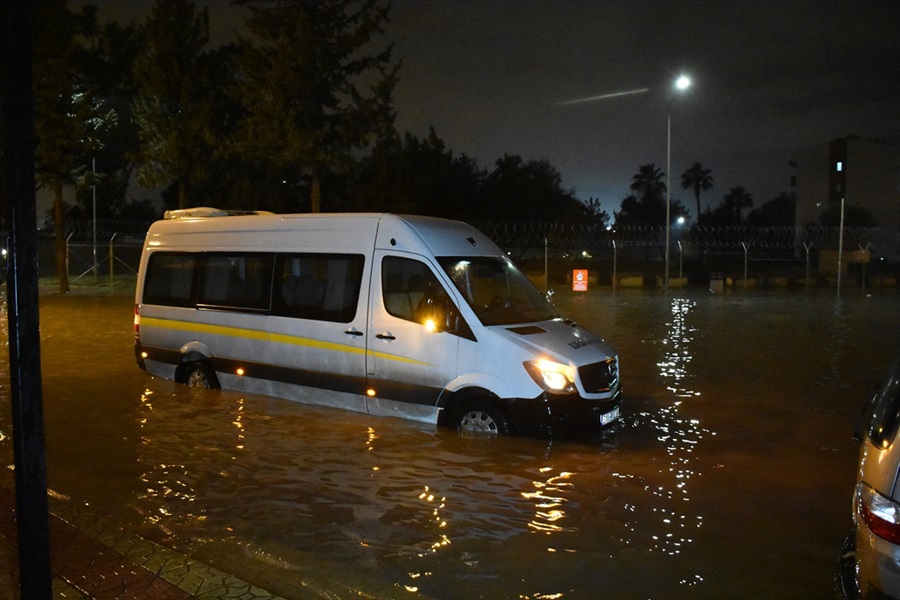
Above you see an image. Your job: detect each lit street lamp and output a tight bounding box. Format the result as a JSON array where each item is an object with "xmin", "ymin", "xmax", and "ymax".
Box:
[{"xmin": 665, "ymin": 75, "xmax": 691, "ymax": 290}]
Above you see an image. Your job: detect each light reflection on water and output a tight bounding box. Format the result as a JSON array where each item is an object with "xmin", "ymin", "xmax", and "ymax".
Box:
[{"xmin": 0, "ymin": 290, "xmax": 898, "ymax": 598}]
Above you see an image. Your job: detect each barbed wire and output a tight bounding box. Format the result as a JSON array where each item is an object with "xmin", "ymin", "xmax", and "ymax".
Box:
[
  {"xmin": 35, "ymin": 218, "xmax": 899, "ymax": 252},
  {"xmin": 477, "ymin": 222, "xmax": 898, "ymax": 250}
]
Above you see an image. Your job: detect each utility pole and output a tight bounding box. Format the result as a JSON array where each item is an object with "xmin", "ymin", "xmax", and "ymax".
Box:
[{"xmin": 1, "ymin": 2, "xmax": 53, "ymax": 598}]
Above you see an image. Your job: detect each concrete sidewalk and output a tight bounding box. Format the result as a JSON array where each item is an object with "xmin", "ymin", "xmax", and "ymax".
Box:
[{"xmin": 0, "ymin": 480, "xmax": 285, "ymax": 600}]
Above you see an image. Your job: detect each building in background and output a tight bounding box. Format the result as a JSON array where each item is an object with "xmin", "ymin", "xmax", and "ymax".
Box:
[{"xmin": 792, "ymin": 135, "xmax": 900, "ymax": 230}]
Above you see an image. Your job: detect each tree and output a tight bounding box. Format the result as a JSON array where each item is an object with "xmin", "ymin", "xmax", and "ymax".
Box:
[
  {"xmin": 818, "ymin": 203, "xmax": 878, "ymax": 228},
  {"xmin": 132, "ymin": 0, "xmax": 215, "ymax": 210},
  {"xmin": 480, "ymin": 154, "xmax": 587, "ymax": 223},
  {"xmin": 33, "ymin": 1, "xmax": 116, "ymax": 293},
  {"xmin": 630, "ymin": 163, "xmax": 666, "ymax": 204},
  {"xmin": 680, "ymin": 162, "xmax": 713, "ymax": 222},
  {"xmin": 233, "ymin": 0, "xmax": 398, "ymax": 213},
  {"xmin": 747, "ymin": 192, "xmax": 795, "ymax": 227},
  {"xmin": 708, "ymin": 187, "xmax": 754, "ymax": 226},
  {"xmin": 348, "ymin": 128, "xmax": 484, "ymax": 216},
  {"xmin": 614, "ymin": 163, "xmax": 687, "ymax": 227}
]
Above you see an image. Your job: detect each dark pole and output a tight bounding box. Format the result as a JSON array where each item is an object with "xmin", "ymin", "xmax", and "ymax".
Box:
[{"xmin": 1, "ymin": 1, "xmax": 54, "ymax": 598}]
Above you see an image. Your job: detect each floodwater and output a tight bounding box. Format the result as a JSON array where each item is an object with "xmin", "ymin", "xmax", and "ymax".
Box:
[{"xmin": 2, "ymin": 287, "xmax": 899, "ymax": 599}]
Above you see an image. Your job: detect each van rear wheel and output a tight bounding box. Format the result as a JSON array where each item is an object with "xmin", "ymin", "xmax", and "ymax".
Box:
[
  {"xmin": 454, "ymin": 402, "xmax": 510, "ymax": 435},
  {"xmin": 183, "ymin": 361, "xmax": 219, "ymax": 389}
]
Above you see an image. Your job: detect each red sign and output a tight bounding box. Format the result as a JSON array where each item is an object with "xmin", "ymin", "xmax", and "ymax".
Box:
[{"xmin": 572, "ymin": 269, "xmax": 588, "ymax": 292}]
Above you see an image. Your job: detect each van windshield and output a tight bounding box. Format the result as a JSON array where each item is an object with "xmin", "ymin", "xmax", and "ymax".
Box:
[{"xmin": 438, "ymin": 256, "xmax": 558, "ymax": 326}]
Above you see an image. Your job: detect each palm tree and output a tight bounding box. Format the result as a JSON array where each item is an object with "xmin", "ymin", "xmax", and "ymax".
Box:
[
  {"xmin": 680, "ymin": 162, "xmax": 713, "ymax": 223},
  {"xmin": 723, "ymin": 186, "xmax": 754, "ymax": 224},
  {"xmin": 630, "ymin": 163, "xmax": 666, "ymax": 203}
]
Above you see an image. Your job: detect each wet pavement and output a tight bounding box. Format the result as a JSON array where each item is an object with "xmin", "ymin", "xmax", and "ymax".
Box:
[
  {"xmin": 2, "ymin": 286, "xmax": 900, "ymax": 598},
  {"xmin": 0, "ymin": 471, "xmax": 287, "ymax": 599}
]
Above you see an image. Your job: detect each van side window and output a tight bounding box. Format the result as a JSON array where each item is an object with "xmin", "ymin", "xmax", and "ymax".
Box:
[
  {"xmin": 198, "ymin": 253, "xmax": 274, "ymax": 311},
  {"xmin": 275, "ymin": 254, "xmax": 364, "ymax": 323},
  {"xmin": 382, "ymin": 255, "xmax": 469, "ymax": 332},
  {"xmin": 143, "ymin": 252, "xmax": 197, "ymax": 307}
]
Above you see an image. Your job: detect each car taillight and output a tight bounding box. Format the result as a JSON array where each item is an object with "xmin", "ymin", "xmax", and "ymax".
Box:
[
  {"xmin": 134, "ymin": 304, "xmax": 140, "ymax": 339},
  {"xmin": 858, "ymin": 482, "xmax": 900, "ymax": 544}
]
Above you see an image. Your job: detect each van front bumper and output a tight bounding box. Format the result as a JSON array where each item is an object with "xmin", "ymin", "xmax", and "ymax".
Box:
[{"xmin": 503, "ymin": 387, "xmax": 622, "ymax": 436}]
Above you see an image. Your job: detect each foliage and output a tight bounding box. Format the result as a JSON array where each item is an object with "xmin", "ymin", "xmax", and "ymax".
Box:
[
  {"xmin": 614, "ymin": 164, "xmax": 688, "ymax": 227},
  {"xmin": 705, "ymin": 186, "xmax": 754, "ymax": 226},
  {"xmin": 232, "ymin": 0, "xmax": 398, "ymax": 212},
  {"xmin": 680, "ymin": 162, "xmax": 713, "ymax": 222},
  {"xmin": 747, "ymin": 192, "xmax": 795, "ymax": 227},
  {"xmin": 818, "ymin": 203, "xmax": 878, "ymax": 228},
  {"xmin": 33, "ymin": 1, "xmax": 117, "ymax": 292},
  {"xmin": 133, "ymin": 0, "xmax": 216, "ymax": 210}
]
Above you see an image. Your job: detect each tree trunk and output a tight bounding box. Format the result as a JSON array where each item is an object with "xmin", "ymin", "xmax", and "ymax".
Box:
[
  {"xmin": 311, "ymin": 175, "xmax": 321, "ymax": 213},
  {"xmin": 53, "ymin": 179, "xmax": 69, "ymax": 293}
]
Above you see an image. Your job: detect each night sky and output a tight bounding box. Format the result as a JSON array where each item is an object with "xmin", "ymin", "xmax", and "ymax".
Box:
[{"xmin": 93, "ymin": 0, "xmax": 900, "ymax": 219}]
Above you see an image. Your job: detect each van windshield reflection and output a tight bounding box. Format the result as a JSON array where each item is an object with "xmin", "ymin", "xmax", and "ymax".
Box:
[{"xmin": 438, "ymin": 256, "xmax": 557, "ymax": 326}]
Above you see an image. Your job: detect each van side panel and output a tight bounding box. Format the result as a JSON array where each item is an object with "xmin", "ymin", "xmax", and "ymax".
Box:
[{"xmin": 135, "ymin": 214, "xmax": 380, "ymax": 417}]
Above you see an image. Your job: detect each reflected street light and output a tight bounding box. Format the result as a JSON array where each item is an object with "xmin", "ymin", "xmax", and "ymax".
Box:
[{"xmin": 665, "ymin": 75, "xmax": 691, "ymax": 290}]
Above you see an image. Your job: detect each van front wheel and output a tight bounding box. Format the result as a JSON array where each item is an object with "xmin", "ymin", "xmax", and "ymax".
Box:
[
  {"xmin": 183, "ymin": 361, "xmax": 220, "ymax": 389},
  {"xmin": 454, "ymin": 402, "xmax": 510, "ymax": 435}
]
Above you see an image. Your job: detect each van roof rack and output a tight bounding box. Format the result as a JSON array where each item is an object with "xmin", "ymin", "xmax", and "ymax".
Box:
[{"xmin": 164, "ymin": 207, "xmax": 274, "ymax": 219}]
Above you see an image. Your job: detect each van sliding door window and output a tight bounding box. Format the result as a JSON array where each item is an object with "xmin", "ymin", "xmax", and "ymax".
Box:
[
  {"xmin": 198, "ymin": 253, "xmax": 274, "ymax": 311},
  {"xmin": 275, "ymin": 254, "xmax": 364, "ymax": 322}
]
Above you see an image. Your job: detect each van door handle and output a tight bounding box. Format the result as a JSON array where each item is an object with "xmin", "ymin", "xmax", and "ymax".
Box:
[
  {"xmin": 344, "ymin": 328, "xmax": 364, "ymax": 337},
  {"xmin": 375, "ymin": 332, "xmax": 396, "ymax": 341}
]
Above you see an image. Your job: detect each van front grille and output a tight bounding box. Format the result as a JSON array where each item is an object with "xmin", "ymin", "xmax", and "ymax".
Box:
[{"xmin": 579, "ymin": 358, "xmax": 618, "ymax": 393}]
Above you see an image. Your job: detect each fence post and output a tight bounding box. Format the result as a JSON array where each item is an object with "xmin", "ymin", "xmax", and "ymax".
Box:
[
  {"xmin": 108, "ymin": 233, "xmax": 117, "ymax": 287},
  {"xmin": 860, "ymin": 242, "xmax": 871, "ymax": 295},
  {"xmin": 742, "ymin": 242, "xmax": 750, "ymax": 291},
  {"xmin": 65, "ymin": 231, "xmax": 73, "ymax": 284},
  {"xmin": 803, "ymin": 242, "xmax": 813, "ymax": 289},
  {"xmin": 543, "ymin": 236, "xmax": 548, "ymax": 293},
  {"xmin": 678, "ymin": 241, "xmax": 683, "ymax": 283},
  {"xmin": 612, "ymin": 239, "xmax": 617, "ymax": 292}
]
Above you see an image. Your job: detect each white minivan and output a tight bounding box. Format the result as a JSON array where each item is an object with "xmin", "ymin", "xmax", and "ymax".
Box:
[{"xmin": 134, "ymin": 209, "xmax": 621, "ymax": 436}]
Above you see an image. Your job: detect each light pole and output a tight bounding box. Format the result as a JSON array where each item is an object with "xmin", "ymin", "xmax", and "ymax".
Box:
[{"xmin": 665, "ymin": 75, "xmax": 691, "ymax": 290}]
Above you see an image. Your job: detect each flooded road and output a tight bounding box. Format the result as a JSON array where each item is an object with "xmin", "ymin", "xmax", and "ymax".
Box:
[{"xmin": 2, "ymin": 288, "xmax": 899, "ymax": 598}]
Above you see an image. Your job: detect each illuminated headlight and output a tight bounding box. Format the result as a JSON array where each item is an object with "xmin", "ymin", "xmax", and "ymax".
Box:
[{"xmin": 524, "ymin": 359, "xmax": 577, "ymax": 394}]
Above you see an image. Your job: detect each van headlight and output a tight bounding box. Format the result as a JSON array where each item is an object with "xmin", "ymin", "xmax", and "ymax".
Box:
[{"xmin": 524, "ymin": 359, "xmax": 577, "ymax": 394}]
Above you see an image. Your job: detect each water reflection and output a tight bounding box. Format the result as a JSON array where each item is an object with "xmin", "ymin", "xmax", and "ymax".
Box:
[
  {"xmin": 2, "ymin": 292, "xmax": 896, "ymax": 599},
  {"xmin": 629, "ymin": 297, "xmax": 711, "ymax": 563}
]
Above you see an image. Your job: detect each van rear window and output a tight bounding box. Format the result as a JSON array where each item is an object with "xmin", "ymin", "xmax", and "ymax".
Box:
[{"xmin": 143, "ymin": 253, "xmax": 197, "ymax": 307}]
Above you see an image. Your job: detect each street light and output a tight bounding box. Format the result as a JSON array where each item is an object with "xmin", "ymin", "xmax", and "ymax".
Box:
[{"xmin": 665, "ymin": 75, "xmax": 691, "ymax": 290}]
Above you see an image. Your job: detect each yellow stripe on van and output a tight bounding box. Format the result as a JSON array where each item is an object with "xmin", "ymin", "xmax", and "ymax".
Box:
[{"xmin": 141, "ymin": 317, "xmax": 432, "ymax": 366}]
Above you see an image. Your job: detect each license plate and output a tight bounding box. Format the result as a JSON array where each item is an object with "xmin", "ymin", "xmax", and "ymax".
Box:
[{"xmin": 599, "ymin": 405, "xmax": 620, "ymax": 426}]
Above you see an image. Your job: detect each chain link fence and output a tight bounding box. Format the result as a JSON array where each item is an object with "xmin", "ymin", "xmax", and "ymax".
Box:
[{"xmin": 31, "ymin": 218, "xmax": 900, "ymax": 290}]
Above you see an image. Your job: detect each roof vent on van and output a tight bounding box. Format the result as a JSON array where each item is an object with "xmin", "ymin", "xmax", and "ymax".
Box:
[{"xmin": 163, "ymin": 207, "xmax": 274, "ymax": 219}]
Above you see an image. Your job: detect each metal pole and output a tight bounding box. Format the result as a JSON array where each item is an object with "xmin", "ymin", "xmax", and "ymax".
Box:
[
  {"xmin": 804, "ymin": 242, "xmax": 812, "ymax": 290},
  {"xmin": 1, "ymin": 2, "xmax": 53, "ymax": 596},
  {"xmin": 860, "ymin": 243, "xmax": 871, "ymax": 296},
  {"xmin": 543, "ymin": 236, "xmax": 548, "ymax": 293},
  {"xmin": 92, "ymin": 157, "xmax": 97, "ymax": 283},
  {"xmin": 109, "ymin": 233, "xmax": 117, "ymax": 286},
  {"xmin": 678, "ymin": 241, "xmax": 683, "ymax": 283},
  {"xmin": 837, "ymin": 197, "xmax": 845, "ymax": 297},
  {"xmin": 742, "ymin": 242, "xmax": 750, "ymax": 291},
  {"xmin": 664, "ymin": 109, "xmax": 671, "ymax": 290},
  {"xmin": 612, "ymin": 239, "xmax": 617, "ymax": 292}
]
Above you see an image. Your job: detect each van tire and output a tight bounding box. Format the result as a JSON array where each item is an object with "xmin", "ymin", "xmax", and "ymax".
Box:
[
  {"xmin": 453, "ymin": 401, "xmax": 510, "ymax": 435},
  {"xmin": 183, "ymin": 361, "xmax": 220, "ymax": 389}
]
